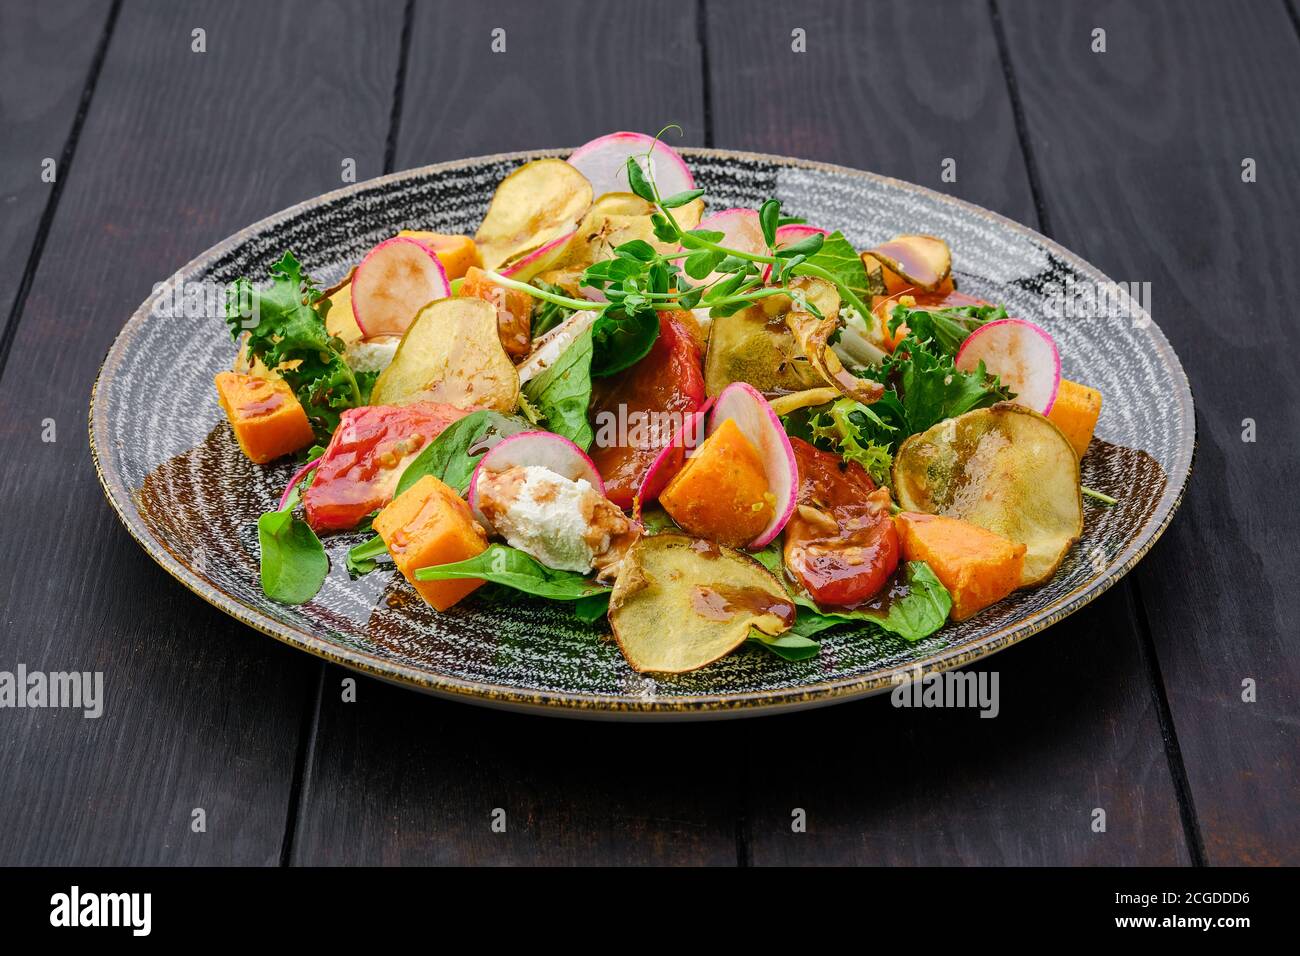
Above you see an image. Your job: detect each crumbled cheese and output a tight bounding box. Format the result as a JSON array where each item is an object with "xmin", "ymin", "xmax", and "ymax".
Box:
[
  {"xmin": 478, "ymin": 465, "xmax": 604, "ymax": 573},
  {"xmin": 345, "ymin": 338, "xmax": 400, "ymax": 374}
]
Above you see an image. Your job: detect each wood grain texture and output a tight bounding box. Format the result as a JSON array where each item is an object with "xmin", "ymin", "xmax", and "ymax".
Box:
[
  {"xmin": 393, "ymin": 0, "xmax": 707, "ymax": 164},
  {"xmin": 1000, "ymin": 0, "xmax": 1300, "ymax": 865},
  {"xmin": 705, "ymin": 0, "xmax": 1036, "ymax": 223},
  {"xmin": 0, "ymin": 0, "xmax": 404, "ymax": 864},
  {"xmin": 286, "ymin": 0, "xmax": 737, "ymax": 866},
  {"xmin": 706, "ymin": 0, "xmax": 1191, "ymax": 864},
  {"xmin": 0, "ymin": 0, "xmax": 113, "ymax": 345}
]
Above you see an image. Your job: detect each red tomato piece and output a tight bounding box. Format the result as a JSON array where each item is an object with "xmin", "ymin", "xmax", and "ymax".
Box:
[
  {"xmin": 303, "ymin": 402, "xmax": 472, "ymax": 532},
  {"xmin": 589, "ymin": 313, "xmax": 706, "ymax": 508},
  {"xmin": 782, "ymin": 437, "xmax": 900, "ymax": 607}
]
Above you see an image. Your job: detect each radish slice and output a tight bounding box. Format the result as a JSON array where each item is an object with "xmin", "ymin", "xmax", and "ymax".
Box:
[
  {"xmin": 468, "ymin": 431, "xmax": 605, "ymax": 527},
  {"xmin": 351, "ymin": 237, "xmax": 451, "ymax": 337},
  {"xmin": 706, "ymin": 383, "xmax": 799, "ymax": 549},
  {"xmin": 761, "ymin": 224, "xmax": 829, "ymax": 280},
  {"xmin": 501, "ymin": 229, "xmax": 577, "ymax": 283},
  {"xmin": 278, "ymin": 455, "xmax": 322, "ymax": 512},
  {"xmin": 635, "ymin": 397, "xmax": 715, "ymax": 506},
  {"xmin": 687, "ymin": 208, "xmax": 766, "ymax": 286},
  {"xmin": 955, "ymin": 318, "xmax": 1061, "ymax": 414},
  {"xmin": 568, "ymin": 131, "xmax": 695, "ymax": 200}
]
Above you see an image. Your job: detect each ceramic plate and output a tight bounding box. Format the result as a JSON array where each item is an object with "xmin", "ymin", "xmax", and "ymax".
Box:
[{"xmin": 90, "ymin": 148, "xmax": 1194, "ymax": 719}]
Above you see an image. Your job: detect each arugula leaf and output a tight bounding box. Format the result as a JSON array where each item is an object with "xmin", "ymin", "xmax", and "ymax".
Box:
[
  {"xmin": 890, "ymin": 302, "xmax": 1007, "ymax": 357},
  {"xmin": 803, "ymin": 231, "xmax": 886, "ymax": 305},
  {"xmin": 867, "ymin": 334, "xmax": 1011, "ymax": 437},
  {"xmin": 806, "ymin": 397, "xmax": 896, "ymax": 485},
  {"xmin": 415, "ymin": 544, "xmax": 610, "ymax": 600},
  {"xmin": 226, "ymin": 251, "xmax": 362, "ymax": 438},
  {"xmin": 257, "ymin": 487, "xmax": 329, "ymax": 604},
  {"xmin": 522, "ymin": 328, "xmax": 595, "ymax": 449},
  {"xmin": 396, "ymin": 409, "xmax": 531, "ymax": 498}
]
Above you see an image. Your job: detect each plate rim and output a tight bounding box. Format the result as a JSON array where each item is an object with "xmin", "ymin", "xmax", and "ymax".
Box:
[{"xmin": 88, "ymin": 146, "xmax": 1196, "ymax": 720}]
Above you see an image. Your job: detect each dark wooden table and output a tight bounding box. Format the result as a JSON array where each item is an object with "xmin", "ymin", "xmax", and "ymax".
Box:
[{"xmin": 1, "ymin": 0, "xmax": 1295, "ymax": 866}]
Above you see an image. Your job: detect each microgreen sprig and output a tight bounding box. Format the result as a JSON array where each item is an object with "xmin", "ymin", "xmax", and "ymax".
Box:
[{"xmin": 483, "ymin": 131, "xmax": 877, "ymax": 325}]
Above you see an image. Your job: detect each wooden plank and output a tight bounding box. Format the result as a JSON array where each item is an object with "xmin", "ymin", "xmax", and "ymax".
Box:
[
  {"xmin": 286, "ymin": 0, "xmax": 738, "ymax": 866},
  {"xmin": 0, "ymin": 0, "xmax": 405, "ymax": 865},
  {"xmin": 706, "ymin": 0, "xmax": 1191, "ymax": 864},
  {"xmin": 703, "ymin": 0, "xmax": 1037, "ymax": 222},
  {"xmin": 0, "ymin": 0, "xmax": 114, "ymax": 352},
  {"xmin": 390, "ymin": 0, "xmax": 708, "ymax": 164},
  {"xmin": 999, "ymin": 0, "xmax": 1300, "ymax": 864}
]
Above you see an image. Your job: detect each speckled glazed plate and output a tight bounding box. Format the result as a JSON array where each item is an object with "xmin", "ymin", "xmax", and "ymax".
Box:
[{"xmin": 90, "ymin": 148, "xmax": 1194, "ymax": 719}]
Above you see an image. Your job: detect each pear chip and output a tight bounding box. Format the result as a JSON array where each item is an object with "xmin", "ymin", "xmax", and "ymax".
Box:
[
  {"xmin": 892, "ymin": 403, "xmax": 1083, "ymax": 586},
  {"xmin": 609, "ymin": 534, "xmax": 793, "ymax": 674}
]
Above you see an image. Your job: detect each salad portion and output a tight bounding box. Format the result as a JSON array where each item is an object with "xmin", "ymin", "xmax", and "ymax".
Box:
[{"xmin": 216, "ymin": 130, "xmax": 1107, "ymax": 674}]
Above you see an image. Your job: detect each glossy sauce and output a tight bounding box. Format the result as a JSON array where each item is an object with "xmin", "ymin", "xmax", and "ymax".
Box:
[
  {"xmin": 783, "ymin": 437, "xmax": 900, "ymax": 606},
  {"xmin": 691, "ymin": 583, "xmax": 796, "ymax": 628}
]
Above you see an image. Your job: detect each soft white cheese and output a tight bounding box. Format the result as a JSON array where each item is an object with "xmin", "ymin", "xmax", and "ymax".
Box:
[
  {"xmin": 345, "ymin": 338, "xmax": 400, "ymax": 374},
  {"xmin": 480, "ymin": 465, "xmax": 605, "ymax": 573}
]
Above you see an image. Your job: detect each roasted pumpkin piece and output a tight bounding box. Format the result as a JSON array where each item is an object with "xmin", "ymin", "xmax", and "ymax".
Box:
[
  {"xmin": 895, "ymin": 512, "xmax": 1026, "ymax": 621},
  {"xmin": 458, "ymin": 266, "xmax": 533, "ymax": 359},
  {"xmin": 373, "ymin": 475, "xmax": 489, "ymax": 611},
  {"xmin": 214, "ymin": 371, "xmax": 314, "ymax": 464},
  {"xmin": 892, "ymin": 403, "xmax": 1083, "ymax": 587},
  {"xmin": 397, "ymin": 231, "xmax": 482, "ymax": 280},
  {"xmin": 1047, "ymin": 379, "xmax": 1103, "ymax": 459},
  {"xmin": 659, "ymin": 417, "xmax": 773, "ymax": 548}
]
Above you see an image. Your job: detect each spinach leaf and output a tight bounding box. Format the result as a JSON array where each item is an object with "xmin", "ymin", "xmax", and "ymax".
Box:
[
  {"xmin": 257, "ymin": 487, "xmax": 329, "ymax": 604},
  {"xmin": 522, "ymin": 328, "xmax": 595, "ymax": 449},
  {"xmin": 788, "ymin": 561, "xmax": 952, "ymax": 643},
  {"xmin": 747, "ymin": 630, "xmax": 822, "ymax": 662},
  {"xmin": 345, "ymin": 533, "xmax": 389, "ymax": 576},
  {"xmin": 530, "ymin": 279, "xmax": 574, "ymax": 339},
  {"xmin": 396, "ymin": 409, "xmax": 531, "ymax": 497},
  {"xmin": 415, "ymin": 544, "xmax": 610, "ymax": 600},
  {"xmin": 590, "ymin": 306, "xmax": 659, "ymax": 377},
  {"xmin": 803, "ymin": 231, "xmax": 886, "ymax": 305},
  {"xmin": 572, "ymin": 592, "xmax": 612, "ymax": 623}
]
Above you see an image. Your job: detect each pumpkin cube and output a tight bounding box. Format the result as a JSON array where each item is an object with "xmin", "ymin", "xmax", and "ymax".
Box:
[
  {"xmin": 1047, "ymin": 379, "xmax": 1103, "ymax": 459},
  {"xmin": 373, "ymin": 475, "xmax": 489, "ymax": 611},
  {"xmin": 214, "ymin": 371, "xmax": 314, "ymax": 464},
  {"xmin": 660, "ymin": 417, "xmax": 773, "ymax": 548},
  {"xmin": 895, "ymin": 512, "xmax": 1026, "ymax": 621}
]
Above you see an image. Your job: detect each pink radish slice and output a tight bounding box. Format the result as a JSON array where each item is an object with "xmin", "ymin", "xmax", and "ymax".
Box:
[
  {"xmin": 568, "ymin": 131, "xmax": 695, "ymax": 199},
  {"xmin": 954, "ymin": 318, "xmax": 1061, "ymax": 414},
  {"xmin": 468, "ymin": 431, "xmax": 605, "ymax": 528},
  {"xmin": 278, "ymin": 455, "xmax": 322, "ymax": 512},
  {"xmin": 501, "ymin": 229, "xmax": 577, "ymax": 282},
  {"xmin": 761, "ymin": 224, "xmax": 830, "ymax": 281},
  {"xmin": 706, "ymin": 383, "xmax": 799, "ymax": 549},
  {"xmin": 636, "ymin": 397, "xmax": 715, "ymax": 506},
  {"xmin": 351, "ymin": 237, "xmax": 451, "ymax": 337},
  {"xmin": 687, "ymin": 208, "xmax": 766, "ymax": 286}
]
